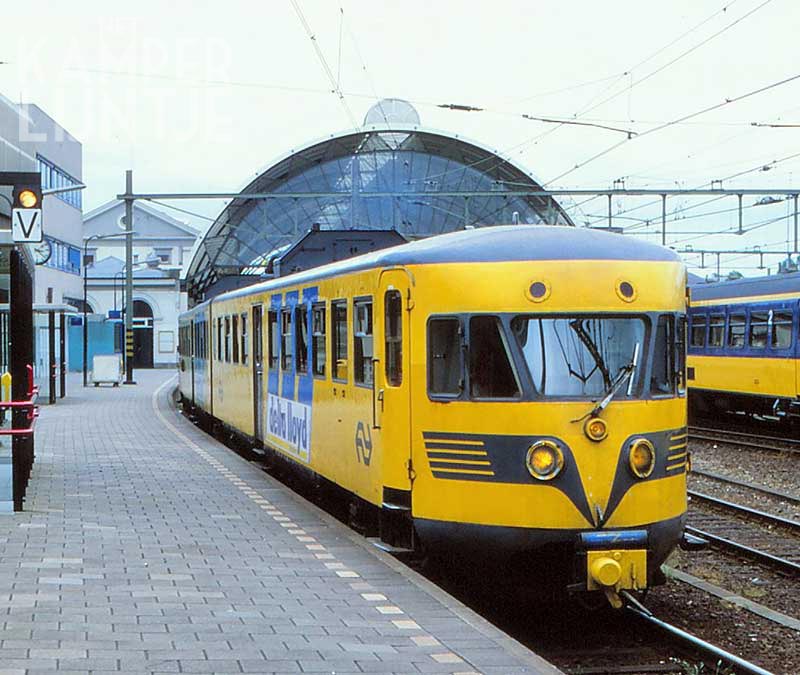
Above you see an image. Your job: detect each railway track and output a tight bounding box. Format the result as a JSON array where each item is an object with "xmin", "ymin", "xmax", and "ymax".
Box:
[
  {"xmin": 691, "ymin": 468, "xmax": 800, "ymax": 506},
  {"xmin": 687, "ymin": 489, "xmax": 800, "ymax": 575},
  {"xmin": 689, "ymin": 425, "xmax": 800, "ymax": 454}
]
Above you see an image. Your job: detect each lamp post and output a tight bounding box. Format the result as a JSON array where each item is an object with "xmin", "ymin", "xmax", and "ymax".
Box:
[{"xmin": 82, "ymin": 232, "xmax": 133, "ymax": 387}]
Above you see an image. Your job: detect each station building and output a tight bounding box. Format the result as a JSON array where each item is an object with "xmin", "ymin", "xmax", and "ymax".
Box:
[
  {"xmin": 185, "ymin": 99, "xmax": 573, "ymax": 304},
  {"xmin": 0, "ymin": 94, "xmax": 83, "ymax": 401},
  {"xmin": 76, "ymin": 200, "xmax": 199, "ymax": 370}
]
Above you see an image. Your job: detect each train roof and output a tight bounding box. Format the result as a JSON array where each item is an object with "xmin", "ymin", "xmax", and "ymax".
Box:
[
  {"xmin": 690, "ymin": 271, "xmax": 800, "ymax": 302},
  {"xmin": 209, "ymin": 225, "xmax": 681, "ymax": 305}
]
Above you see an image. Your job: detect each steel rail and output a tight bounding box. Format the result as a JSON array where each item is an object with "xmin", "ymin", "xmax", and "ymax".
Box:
[
  {"xmin": 688, "ymin": 490, "xmax": 800, "ymax": 531},
  {"xmin": 689, "ymin": 424, "xmax": 800, "ymax": 446},
  {"xmin": 689, "ymin": 430, "xmax": 800, "ymax": 455},
  {"xmin": 684, "ymin": 525, "xmax": 800, "ymax": 575},
  {"xmin": 623, "ymin": 597, "xmax": 776, "ymax": 675},
  {"xmin": 690, "ymin": 469, "xmax": 800, "ymax": 505}
]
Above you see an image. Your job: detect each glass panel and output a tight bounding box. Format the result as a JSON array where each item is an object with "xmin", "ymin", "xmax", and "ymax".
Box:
[
  {"xmin": 748, "ymin": 311, "xmax": 768, "ymax": 349},
  {"xmin": 469, "ymin": 316, "xmax": 520, "ymax": 399},
  {"xmin": 428, "ymin": 318, "xmax": 462, "ymax": 396},
  {"xmin": 280, "ymin": 309, "xmax": 293, "ymax": 370},
  {"xmin": 232, "ymin": 314, "xmax": 239, "ymax": 363},
  {"xmin": 510, "ymin": 316, "xmax": 645, "ymax": 398},
  {"xmin": 332, "ymin": 300, "xmax": 348, "ymax": 381},
  {"xmin": 650, "ymin": 315, "xmax": 674, "ymax": 395},
  {"xmin": 268, "ymin": 310, "xmax": 279, "ymax": 368},
  {"xmin": 295, "ymin": 305, "xmax": 308, "ymax": 374},
  {"xmin": 224, "ymin": 316, "xmax": 231, "ymax": 362},
  {"xmin": 384, "ymin": 290, "xmax": 402, "ymax": 386},
  {"xmin": 708, "ymin": 314, "xmax": 725, "ymax": 347},
  {"xmin": 727, "ymin": 313, "xmax": 745, "ymax": 348},
  {"xmin": 690, "ymin": 314, "xmax": 707, "ymax": 347},
  {"xmin": 772, "ymin": 310, "xmax": 793, "ymax": 349},
  {"xmin": 676, "ymin": 314, "xmax": 687, "ymax": 394},
  {"xmin": 240, "ymin": 313, "xmax": 248, "ymax": 365},
  {"xmin": 312, "ymin": 303, "xmax": 326, "ymax": 377},
  {"xmin": 354, "ymin": 299, "xmax": 373, "ymax": 385}
]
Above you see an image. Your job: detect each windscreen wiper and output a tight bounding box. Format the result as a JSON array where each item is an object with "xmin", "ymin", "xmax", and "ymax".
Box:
[{"xmin": 573, "ymin": 342, "xmax": 640, "ymax": 422}]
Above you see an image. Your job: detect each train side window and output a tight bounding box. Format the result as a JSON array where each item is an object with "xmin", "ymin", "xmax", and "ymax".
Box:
[
  {"xmin": 295, "ymin": 304, "xmax": 309, "ymax": 374},
  {"xmin": 650, "ymin": 315, "xmax": 674, "ymax": 395},
  {"xmin": 217, "ymin": 317, "xmax": 223, "ymax": 361},
  {"xmin": 241, "ymin": 313, "xmax": 248, "ymax": 365},
  {"xmin": 428, "ymin": 318, "xmax": 462, "ymax": 397},
  {"xmin": 385, "ymin": 290, "xmax": 402, "ymax": 386},
  {"xmin": 312, "ymin": 303, "xmax": 326, "ymax": 377},
  {"xmin": 280, "ymin": 308, "xmax": 293, "ymax": 370},
  {"xmin": 748, "ymin": 311, "xmax": 768, "ymax": 349},
  {"xmin": 268, "ymin": 310, "xmax": 279, "ymax": 369},
  {"xmin": 354, "ymin": 298, "xmax": 374, "ymax": 386},
  {"xmin": 689, "ymin": 314, "xmax": 707, "ymax": 347},
  {"xmin": 707, "ymin": 314, "xmax": 725, "ymax": 347},
  {"xmin": 772, "ymin": 310, "xmax": 793, "ymax": 349},
  {"xmin": 332, "ymin": 300, "xmax": 348, "ymax": 381},
  {"xmin": 224, "ymin": 316, "xmax": 232, "ymax": 362},
  {"xmin": 469, "ymin": 316, "xmax": 520, "ymax": 399},
  {"xmin": 232, "ymin": 314, "xmax": 240, "ymax": 363},
  {"xmin": 727, "ymin": 313, "xmax": 746, "ymax": 349}
]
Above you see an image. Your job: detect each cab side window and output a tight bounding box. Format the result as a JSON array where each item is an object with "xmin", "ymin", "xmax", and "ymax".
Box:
[{"xmin": 428, "ymin": 318, "xmax": 462, "ymax": 397}]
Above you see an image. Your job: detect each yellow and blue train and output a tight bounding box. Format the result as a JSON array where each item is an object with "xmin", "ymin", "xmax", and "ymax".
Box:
[
  {"xmin": 178, "ymin": 225, "xmax": 688, "ymax": 606},
  {"xmin": 688, "ymin": 273, "xmax": 800, "ymax": 423}
]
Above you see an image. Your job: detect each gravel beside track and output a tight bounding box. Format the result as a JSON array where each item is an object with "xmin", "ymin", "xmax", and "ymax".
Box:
[
  {"xmin": 690, "ymin": 473, "xmax": 800, "ymax": 521},
  {"xmin": 690, "ymin": 437, "xmax": 800, "ymax": 496}
]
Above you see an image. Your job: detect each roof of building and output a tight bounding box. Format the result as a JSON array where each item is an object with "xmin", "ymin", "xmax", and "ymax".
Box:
[
  {"xmin": 185, "ymin": 109, "xmax": 576, "ymax": 304},
  {"xmin": 84, "ymin": 199, "xmax": 200, "ymax": 238}
]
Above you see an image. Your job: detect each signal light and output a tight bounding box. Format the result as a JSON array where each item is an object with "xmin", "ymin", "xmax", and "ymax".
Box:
[{"xmin": 13, "ymin": 185, "xmax": 41, "ymax": 209}]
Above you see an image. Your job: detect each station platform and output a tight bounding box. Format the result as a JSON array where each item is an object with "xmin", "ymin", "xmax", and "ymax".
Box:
[{"xmin": 0, "ymin": 371, "xmax": 562, "ymax": 674}]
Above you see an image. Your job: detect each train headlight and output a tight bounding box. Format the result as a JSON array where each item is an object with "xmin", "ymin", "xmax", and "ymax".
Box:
[
  {"xmin": 628, "ymin": 438, "xmax": 655, "ymax": 478},
  {"xmin": 526, "ymin": 440, "xmax": 564, "ymax": 480},
  {"xmin": 584, "ymin": 416, "xmax": 608, "ymax": 442}
]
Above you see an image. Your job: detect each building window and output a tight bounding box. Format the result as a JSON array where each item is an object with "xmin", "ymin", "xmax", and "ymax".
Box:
[
  {"xmin": 312, "ymin": 303, "xmax": 326, "ymax": 377},
  {"xmin": 154, "ymin": 248, "xmax": 172, "ymax": 264},
  {"xmin": 353, "ymin": 298, "xmax": 373, "ymax": 385},
  {"xmin": 37, "ymin": 154, "xmax": 82, "ymax": 209},
  {"xmin": 44, "ymin": 237, "xmax": 82, "ymax": 275},
  {"xmin": 332, "ymin": 300, "xmax": 348, "ymax": 381}
]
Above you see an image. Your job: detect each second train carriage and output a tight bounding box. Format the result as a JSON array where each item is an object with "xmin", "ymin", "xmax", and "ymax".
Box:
[
  {"xmin": 178, "ymin": 225, "xmax": 688, "ymax": 606},
  {"xmin": 687, "ymin": 273, "xmax": 800, "ymax": 423}
]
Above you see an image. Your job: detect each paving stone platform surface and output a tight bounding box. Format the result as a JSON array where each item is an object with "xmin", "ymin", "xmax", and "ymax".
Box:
[{"xmin": 0, "ymin": 371, "xmax": 562, "ymax": 674}]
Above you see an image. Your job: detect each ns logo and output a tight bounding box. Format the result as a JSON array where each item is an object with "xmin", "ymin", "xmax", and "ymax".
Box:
[{"xmin": 354, "ymin": 421, "xmax": 373, "ymax": 466}]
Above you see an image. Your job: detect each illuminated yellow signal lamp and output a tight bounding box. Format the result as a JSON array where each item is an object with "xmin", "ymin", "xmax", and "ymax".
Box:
[
  {"xmin": 13, "ymin": 185, "xmax": 41, "ymax": 209},
  {"xmin": 584, "ymin": 416, "xmax": 608, "ymax": 442},
  {"xmin": 525, "ymin": 440, "xmax": 564, "ymax": 480},
  {"xmin": 628, "ymin": 438, "xmax": 656, "ymax": 478}
]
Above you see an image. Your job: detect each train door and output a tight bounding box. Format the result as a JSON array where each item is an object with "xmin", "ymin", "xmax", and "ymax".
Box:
[
  {"xmin": 190, "ymin": 319, "xmax": 196, "ymax": 404},
  {"xmin": 376, "ymin": 269, "xmax": 414, "ymax": 549},
  {"xmin": 252, "ymin": 304, "xmax": 264, "ymax": 444}
]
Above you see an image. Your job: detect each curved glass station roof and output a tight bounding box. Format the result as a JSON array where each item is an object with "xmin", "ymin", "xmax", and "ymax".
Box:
[{"xmin": 186, "ymin": 100, "xmax": 573, "ymax": 303}]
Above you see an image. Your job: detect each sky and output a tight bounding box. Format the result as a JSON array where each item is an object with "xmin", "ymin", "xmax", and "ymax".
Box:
[{"xmin": 1, "ymin": 0, "xmax": 798, "ymax": 277}]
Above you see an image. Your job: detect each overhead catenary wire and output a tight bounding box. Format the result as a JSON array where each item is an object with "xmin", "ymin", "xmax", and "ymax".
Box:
[{"xmin": 288, "ymin": 0, "xmax": 358, "ymax": 128}]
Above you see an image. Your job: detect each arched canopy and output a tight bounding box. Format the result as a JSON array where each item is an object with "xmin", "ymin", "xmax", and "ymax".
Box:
[{"xmin": 186, "ymin": 125, "xmax": 573, "ymax": 303}]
